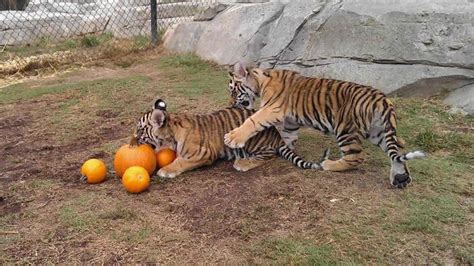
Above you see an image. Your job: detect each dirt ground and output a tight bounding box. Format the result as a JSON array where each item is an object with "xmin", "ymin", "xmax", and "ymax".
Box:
[{"xmin": 1, "ymin": 49, "xmax": 473, "ymax": 264}]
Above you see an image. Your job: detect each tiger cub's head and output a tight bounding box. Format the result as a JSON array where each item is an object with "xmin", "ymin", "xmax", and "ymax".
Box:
[
  {"xmin": 228, "ymin": 62, "xmax": 270, "ymax": 110},
  {"xmin": 135, "ymin": 99, "xmax": 175, "ymax": 150},
  {"xmin": 228, "ymin": 71, "xmax": 257, "ymax": 110}
]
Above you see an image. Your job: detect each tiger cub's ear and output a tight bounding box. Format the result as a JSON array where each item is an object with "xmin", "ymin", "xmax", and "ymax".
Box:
[
  {"xmin": 233, "ymin": 62, "xmax": 248, "ymax": 81},
  {"xmin": 151, "ymin": 109, "xmax": 166, "ymax": 128},
  {"xmin": 153, "ymin": 99, "xmax": 167, "ymax": 111},
  {"xmin": 151, "ymin": 98, "xmax": 167, "ymax": 128}
]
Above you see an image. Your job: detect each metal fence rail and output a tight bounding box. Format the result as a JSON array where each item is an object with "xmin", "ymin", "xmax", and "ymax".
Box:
[{"xmin": 0, "ymin": 0, "xmax": 215, "ymax": 46}]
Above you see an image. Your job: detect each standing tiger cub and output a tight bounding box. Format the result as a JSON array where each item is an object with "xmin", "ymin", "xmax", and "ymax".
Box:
[
  {"xmin": 135, "ymin": 99, "xmax": 322, "ymax": 178},
  {"xmin": 224, "ymin": 62, "xmax": 426, "ymax": 188}
]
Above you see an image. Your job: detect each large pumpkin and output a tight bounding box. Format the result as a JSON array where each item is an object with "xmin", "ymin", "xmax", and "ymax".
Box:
[{"xmin": 114, "ymin": 144, "xmax": 157, "ymax": 177}]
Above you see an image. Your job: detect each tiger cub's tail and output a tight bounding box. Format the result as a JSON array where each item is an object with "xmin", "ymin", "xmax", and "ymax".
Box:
[{"xmin": 277, "ymin": 146, "xmax": 326, "ymax": 170}]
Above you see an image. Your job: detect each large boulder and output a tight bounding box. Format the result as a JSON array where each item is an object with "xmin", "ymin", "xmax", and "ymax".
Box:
[
  {"xmin": 164, "ymin": 0, "xmax": 474, "ymax": 114},
  {"xmin": 165, "ymin": 1, "xmax": 285, "ymax": 64}
]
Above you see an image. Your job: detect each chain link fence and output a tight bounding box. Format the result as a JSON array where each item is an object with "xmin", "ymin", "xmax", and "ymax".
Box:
[{"xmin": 0, "ymin": 0, "xmax": 216, "ymax": 46}]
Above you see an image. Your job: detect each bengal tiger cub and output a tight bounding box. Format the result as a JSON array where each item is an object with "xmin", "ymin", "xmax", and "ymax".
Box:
[
  {"xmin": 134, "ymin": 99, "xmax": 322, "ymax": 178},
  {"xmin": 224, "ymin": 62, "xmax": 426, "ymax": 188}
]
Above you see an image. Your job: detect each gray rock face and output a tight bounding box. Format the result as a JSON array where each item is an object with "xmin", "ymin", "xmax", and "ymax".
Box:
[
  {"xmin": 194, "ymin": 3, "xmax": 227, "ymax": 21},
  {"xmin": 444, "ymin": 84, "xmax": 474, "ymax": 114},
  {"xmin": 164, "ymin": 0, "xmax": 474, "ymax": 114},
  {"xmin": 166, "ymin": 2, "xmax": 285, "ymax": 64}
]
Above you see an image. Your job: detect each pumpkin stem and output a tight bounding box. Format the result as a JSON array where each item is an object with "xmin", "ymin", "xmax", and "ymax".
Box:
[{"xmin": 129, "ymin": 135, "xmax": 139, "ymax": 147}]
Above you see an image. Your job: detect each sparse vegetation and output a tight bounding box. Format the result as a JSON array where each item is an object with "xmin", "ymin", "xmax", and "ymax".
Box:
[
  {"xmin": 81, "ymin": 33, "xmax": 114, "ymax": 48},
  {"xmin": 157, "ymin": 54, "xmax": 230, "ymax": 104},
  {"xmin": 0, "ymin": 33, "xmax": 158, "ymax": 80},
  {"xmin": 256, "ymin": 238, "xmax": 337, "ymax": 264},
  {"xmin": 0, "ymin": 52, "xmax": 472, "ymax": 264}
]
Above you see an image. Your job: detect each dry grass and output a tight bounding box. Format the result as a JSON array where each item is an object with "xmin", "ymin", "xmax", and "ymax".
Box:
[
  {"xmin": 0, "ymin": 34, "xmax": 154, "ymax": 87},
  {"xmin": 0, "ymin": 51, "xmax": 473, "ymax": 264}
]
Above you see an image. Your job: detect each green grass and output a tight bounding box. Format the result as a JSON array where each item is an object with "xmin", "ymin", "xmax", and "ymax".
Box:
[
  {"xmin": 81, "ymin": 32, "xmax": 114, "ymax": 48},
  {"xmin": 157, "ymin": 54, "xmax": 230, "ymax": 105},
  {"xmin": 58, "ymin": 194, "xmax": 102, "ymax": 232},
  {"xmin": 0, "ymin": 32, "xmax": 137, "ymax": 63},
  {"xmin": 112, "ymin": 227, "xmax": 152, "ymax": 244},
  {"xmin": 133, "ymin": 35, "xmax": 150, "ymax": 50},
  {"xmin": 0, "ymin": 37, "xmax": 78, "ymax": 61},
  {"xmin": 0, "ymin": 75, "xmax": 150, "ymax": 104},
  {"xmin": 59, "ymin": 206, "xmax": 99, "ymax": 232},
  {"xmin": 400, "ymin": 195, "xmax": 467, "ymax": 233},
  {"xmin": 413, "ymin": 130, "xmax": 471, "ymax": 153},
  {"xmin": 396, "ymin": 98, "xmax": 473, "ymax": 159},
  {"xmin": 256, "ymin": 238, "xmax": 339, "ymax": 265},
  {"xmin": 99, "ymin": 207, "xmax": 138, "ymax": 221}
]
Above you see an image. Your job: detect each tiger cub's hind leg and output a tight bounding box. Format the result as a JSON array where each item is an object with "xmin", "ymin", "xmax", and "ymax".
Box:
[
  {"xmin": 233, "ymin": 157, "xmax": 269, "ymax": 172},
  {"xmin": 321, "ymin": 130, "xmax": 365, "ymax": 172},
  {"xmin": 369, "ymin": 111, "xmax": 425, "ymax": 188}
]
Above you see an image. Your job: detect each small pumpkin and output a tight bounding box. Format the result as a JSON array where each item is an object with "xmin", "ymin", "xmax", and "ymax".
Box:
[
  {"xmin": 122, "ymin": 166, "xmax": 150, "ymax": 193},
  {"xmin": 156, "ymin": 148, "xmax": 176, "ymax": 168},
  {"xmin": 114, "ymin": 144, "xmax": 157, "ymax": 177},
  {"xmin": 81, "ymin": 158, "xmax": 107, "ymax": 184}
]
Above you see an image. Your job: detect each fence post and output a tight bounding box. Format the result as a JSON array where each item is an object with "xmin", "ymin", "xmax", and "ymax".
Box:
[{"xmin": 150, "ymin": 0, "xmax": 158, "ymax": 47}]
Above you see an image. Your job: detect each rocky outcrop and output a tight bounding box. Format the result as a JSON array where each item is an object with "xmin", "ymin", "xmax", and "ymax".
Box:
[
  {"xmin": 193, "ymin": 3, "xmax": 227, "ymax": 21},
  {"xmin": 164, "ymin": 0, "xmax": 474, "ymax": 114}
]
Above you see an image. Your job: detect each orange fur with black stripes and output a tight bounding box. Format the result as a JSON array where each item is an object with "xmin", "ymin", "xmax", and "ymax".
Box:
[
  {"xmin": 135, "ymin": 99, "xmax": 321, "ymax": 178},
  {"xmin": 225, "ymin": 62, "xmax": 425, "ymax": 188}
]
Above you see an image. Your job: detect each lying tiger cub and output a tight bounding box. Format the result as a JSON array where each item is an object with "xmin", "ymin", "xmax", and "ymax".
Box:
[{"xmin": 134, "ymin": 99, "xmax": 321, "ymax": 178}]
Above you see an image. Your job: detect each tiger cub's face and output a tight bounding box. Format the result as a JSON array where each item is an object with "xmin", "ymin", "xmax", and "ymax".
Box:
[
  {"xmin": 229, "ymin": 62, "xmax": 272, "ymax": 110},
  {"xmin": 228, "ymin": 72, "xmax": 256, "ymax": 110},
  {"xmin": 135, "ymin": 99, "xmax": 175, "ymax": 150}
]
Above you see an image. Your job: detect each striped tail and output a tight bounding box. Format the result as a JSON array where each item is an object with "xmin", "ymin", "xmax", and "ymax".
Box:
[
  {"xmin": 277, "ymin": 146, "xmax": 322, "ymax": 169},
  {"xmin": 383, "ymin": 108, "xmax": 426, "ymax": 163},
  {"xmin": 393, "ymin": 151, "xmax": 426, "ymax": 162}
]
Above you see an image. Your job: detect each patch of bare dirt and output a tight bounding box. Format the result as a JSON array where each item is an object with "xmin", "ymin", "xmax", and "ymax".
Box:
[{"xmin": 0, "ymin": 94, "xmax": 124, "ymax": 187}]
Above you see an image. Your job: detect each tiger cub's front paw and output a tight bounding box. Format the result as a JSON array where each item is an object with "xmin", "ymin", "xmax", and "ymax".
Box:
[
  {"xmin": 157, "ymin": 168, "xmax": 178, "ymax": 178},
  {"xmin": 224, "ymin": 129, "xmax": 247, "ymax": 148}
]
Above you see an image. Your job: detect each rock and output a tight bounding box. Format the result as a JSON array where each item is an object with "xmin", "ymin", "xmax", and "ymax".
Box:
[
  {"xmin": 194, "ymin": 3, "xmax": 227, "ymax": 21},
  {"xmin": 235, "ymin": 0, "xmax": 269, "ymax": 3},
  {"xmin": 162, "ymin": 21, "xmax": 206, "ymax": 53},
  {"xmin": 165, "ymin": 1, "xmax": 285, "ymax": 64},
  {"xmin": 447, "ymin": 106, "xmax": 469, "ymax": 116},
  {"xmin": 164, "ymin": 0, "xmax": 474, "ymax": 114},
  {"xmin": 444, "ymin": 84, "xmax": 474, "ymax": 115}
]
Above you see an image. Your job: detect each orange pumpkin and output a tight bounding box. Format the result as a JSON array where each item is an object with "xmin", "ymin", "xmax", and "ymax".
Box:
[
  {"xmin": 81, "ymin": 158, "xmax": 107, "ymax": 184},
  {"xmin": 122, "ymin": 166, "xmax": 150, "ymax": 193},
  {"xmin": 114, "ymin": 144, "xmax": 156, "ymax": 177},
  {"xmin": 156, "ymin": 148, "xmax": 176, "ymax": 168}
]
